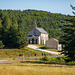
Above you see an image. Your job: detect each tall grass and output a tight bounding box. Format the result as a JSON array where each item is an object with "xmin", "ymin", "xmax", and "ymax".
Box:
[{"xmin": 0, "ymin": 63, "xmax": 75, "ymax": 75}]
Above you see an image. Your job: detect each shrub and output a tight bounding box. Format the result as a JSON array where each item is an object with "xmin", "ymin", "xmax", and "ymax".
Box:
[
  {"xmin": 13, "ymin": 57, "xmax": 16, "ymax": 60},
  {"xmin": 48, "ymin": 57, "xmax": 66, "ymax": 64},
  {"xmin": 40, "ymin": 56, "xmax": 48, "ymax": 61},
  {"xmin": 0, "ymin": 41, "xmax": 5, "ymax": 49},
  {"xmin": 19, "ymin": 53, "xmax": 23, "ymax": 56},
  {"xmin": 68, "ymin": 61, "xmax": 75, "ymax": 65}
]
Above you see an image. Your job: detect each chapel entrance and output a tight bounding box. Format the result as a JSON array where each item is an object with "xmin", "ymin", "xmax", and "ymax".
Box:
[
  {"xmin": 36, "ymin": 39, "xmax": 38, "ymax": 44},
  {"xmin": 32, "ymin": 38, "xmax": 34, "ymax": 44}
]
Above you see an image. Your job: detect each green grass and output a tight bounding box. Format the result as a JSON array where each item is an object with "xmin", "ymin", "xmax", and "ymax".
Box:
[
  {"xmin": 29, "ymin": 44, "xmax": 45, "ymax": 47},
  {"xmin": 0, "ymin": 48, "xmax": 40, "ymax": 59},
  {"xmin": 0, "ymin": 47, "xmax": 54, "ymax": 59},
  {"xmin": 25, "ymin": 47, "xmax": 44, "ymax": 53},
  {"xmin": 25, "ymin": 47, "xmax": 55, "ymax": 56}
]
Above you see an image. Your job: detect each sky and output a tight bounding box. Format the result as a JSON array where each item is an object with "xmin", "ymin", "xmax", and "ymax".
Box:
[{"xmin": 0, "ymin": 0, "xmax": 75, "ymax": 15}]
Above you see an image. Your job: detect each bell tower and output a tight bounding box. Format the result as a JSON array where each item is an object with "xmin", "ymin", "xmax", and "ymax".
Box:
[{"xmin": 34, "ymin": 22, "xmax": 37, "ymax": 29}]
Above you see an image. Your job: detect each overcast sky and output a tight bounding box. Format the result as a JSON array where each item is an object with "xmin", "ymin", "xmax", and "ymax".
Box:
[{"xmin": 0, "ymin": 0, "xmax": 75, "ymax": 15}]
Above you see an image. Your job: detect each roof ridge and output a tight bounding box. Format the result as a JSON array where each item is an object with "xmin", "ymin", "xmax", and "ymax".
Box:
[
  {"xmin": 51, "ymin": 38, "xmax": 58, "ymax": 42},
  {"xmin": 36, "ymin": 27, "xmax": 43, "ymax": 29},
  {"xmin": 36, "ymin": 27, "xmax": 48, "ymax": 34}
]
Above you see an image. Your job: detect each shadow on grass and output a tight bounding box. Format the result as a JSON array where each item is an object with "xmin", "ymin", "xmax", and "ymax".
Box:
[
  {"xmin": 20, "ymin": 60, "xmax": 75, "ymax": 66},
  {"xmin": 39, "ymin": 47, "xmax": 47, "ymax": 49},
  {"xmin": 17, "ymin": 64, "xmax": 66, "ymax": 68},
  {"xmin": 21, "ymin": 60, "xmax": 52, "ymax": 64}
]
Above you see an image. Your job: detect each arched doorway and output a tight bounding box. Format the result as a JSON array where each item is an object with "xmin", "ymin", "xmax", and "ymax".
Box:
[
  {"xmin": 29, "ymin": 39, "xmax": 30, "ymax": 44},
  {"xmin": 36, "ymin": 39, "xmax": 38, "ymax": 44},
  {"xmin": 32, "ymin": 38, "xmax": 34, "ymax": 44}
]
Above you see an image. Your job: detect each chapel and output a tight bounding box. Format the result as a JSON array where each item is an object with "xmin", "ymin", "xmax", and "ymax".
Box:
[{"xmin": 28, "ymin": 22, "xmax": 48, "ymax": 44}]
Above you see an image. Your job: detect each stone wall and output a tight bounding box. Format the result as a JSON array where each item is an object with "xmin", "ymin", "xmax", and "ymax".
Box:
[{"xmin": 45, "ymin": 38, "xmax": 62, "ymax": 50}]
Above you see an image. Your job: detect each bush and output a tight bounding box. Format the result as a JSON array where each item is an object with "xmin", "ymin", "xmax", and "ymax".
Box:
[
  {"xmin": 0, "ymin": 41, "xmax": 5, "ymax": 49},
  {"xmin": 19, "ymin": 53, "xmax": 23, "ymax": 56},
  {"xmin": 56, "ymin": 57, "xmax": 65, "ymax": 63},
  {"xmin": 68, "ymin": 61, "xmax": 75, "ymax": 65},
  {"xmin": 13, "ymin": 57, "xmax": 16, "ymax": 60},
  {"xmin": 48, "ymin": 57, "xmax": 66, "ymax": 64},
  {"xmin": 40, "ymin": 56, "xmax": 75, "ymax": 65},
  {"xmin": 40, "ymin": 56, "xmax": 48, "ymax": 61}
]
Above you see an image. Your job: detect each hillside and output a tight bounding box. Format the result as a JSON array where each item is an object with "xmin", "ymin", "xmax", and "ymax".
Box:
[{"xmin": 0, "ymin": 9, "xmax": 70, "ymax": 48}]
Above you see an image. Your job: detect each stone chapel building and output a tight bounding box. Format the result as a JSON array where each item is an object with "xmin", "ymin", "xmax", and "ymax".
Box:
[
  {"xmin": 28, "ymin": 22, "xmax": 48, "ymax": 44},
  {"xmin": 45, "ymin": 38, "xmax": 62, "ymax": 50}
]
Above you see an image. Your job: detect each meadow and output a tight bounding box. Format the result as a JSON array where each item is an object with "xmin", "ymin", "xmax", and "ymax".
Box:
[
  {"xmin": 0, "ymin": 45, "xmax": 74, "ymax": 75},
  {"xmin": 0, "ymin": 60, "xmax": 75, "ymax": 75},
  {"xmin": 0, "ymin": 47, "xmax": 53, "ymax": 59}
]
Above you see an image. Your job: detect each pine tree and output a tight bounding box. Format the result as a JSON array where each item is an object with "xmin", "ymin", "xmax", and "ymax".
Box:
[
  {"xmin": 16, "ymin": 17, "xmax": 28, "ymax": 49},
  {"xmin": 62, "ymin": 5, "xmax": 75, "ymax": 57}
]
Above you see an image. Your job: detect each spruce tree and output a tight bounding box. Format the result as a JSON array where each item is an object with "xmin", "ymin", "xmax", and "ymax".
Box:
[{"xmin": 62, "ymin": 5, "xmax": 75, "ymax": 57}]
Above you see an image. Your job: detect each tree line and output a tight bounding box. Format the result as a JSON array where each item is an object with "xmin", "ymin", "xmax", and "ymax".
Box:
[{"xmin": 0, "ymin": 9, "xmax": 70, "ymax": 49}]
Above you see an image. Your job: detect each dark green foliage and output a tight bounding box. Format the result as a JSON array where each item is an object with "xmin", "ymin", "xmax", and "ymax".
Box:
[
  {"xmin": 19, "ymin": 53, "xmax": 23, "ymax": 56},
  {"xmin": 61, "ymin": 18, "xmax": 75, "ymax": 57},
  {"xmin": 48, "ymin": 57, "xmax": 66, "ymax": 64},
  {"xmin": 49, "ymin": 57, "xmax": 75, "ymax": 65},
  {"xmin": 0, "ymin": 9, "xmax": 70, "ymax": 48},
  {"xmin": 40, "ymin": 56, "xmax": 48, "ymax": 61},
  {"xmin": 40, "ymin": 56, "xmax": 66, "ymax": 64},
  {"xmin": 68, "ymin": 61, "xmax": 75, "ymax": 65},
  {"xmin": 0, "ymin": 41, "xmax": 4, "ymax": 49},
  {"xmin": 61, "ymin": 5, "xmax": 75, "ymax": 57},
  {"xmin": 65, "ymin": 57, "xmax": 75, "ymax": 62},
  {"xmin": 0, "ymin": 10, "xmax": 28, "ymax": 48},
  {"xmin": 40, "ymin": 56, "xmax": 75, "ymax": 65}
]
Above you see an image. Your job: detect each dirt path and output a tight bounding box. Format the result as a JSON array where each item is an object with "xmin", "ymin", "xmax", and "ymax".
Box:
[
  {"xmin": 0, "ymin": 59, "xmax": 12, "ymax": 64},
  {"xmin": 27, "ymin": 45, "xmax": 61, "ymax": 55}
]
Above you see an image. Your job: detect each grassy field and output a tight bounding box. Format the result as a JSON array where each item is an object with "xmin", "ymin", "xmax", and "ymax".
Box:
[
  {"xmin": 0, "ymin": 47, "xmax": 54, "ymax": 59},
  {"xmin": 0, "ymin": 44, "xmax": 59, "ymax": 59},
  {"xmin": 0, "ymin": 60, "xmax": 75, "ymax": 75},
  {"xmin": 0, "ymin": 45, "xmax": 74, "ymax": 75}
]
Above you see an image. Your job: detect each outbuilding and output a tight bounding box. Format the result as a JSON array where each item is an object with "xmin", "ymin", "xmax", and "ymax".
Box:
[{"xmin": 45, "ymin": 38, "xmax": 62, "ymax": 50}]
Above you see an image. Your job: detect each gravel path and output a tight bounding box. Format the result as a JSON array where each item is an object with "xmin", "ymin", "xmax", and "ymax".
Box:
[
  {"xmin": 0, "ymin": 59, "xmax": 12, "ymax": 64},
  {"xmin": 27, "ymin": 45, "xmax": 61, "ymax": 55}
]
